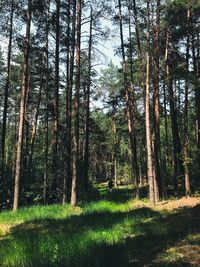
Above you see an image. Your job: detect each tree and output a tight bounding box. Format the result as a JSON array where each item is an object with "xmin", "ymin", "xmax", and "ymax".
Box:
[
  {"xmin": 13, "ymin": 0, "xmax": 32, "ymax": 210},
  {"xmin": 71, "ymin": 0, "xmax": 82, "ymax": 206}
]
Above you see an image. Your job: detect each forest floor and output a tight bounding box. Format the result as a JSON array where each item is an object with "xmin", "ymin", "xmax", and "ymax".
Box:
[{"xmin": 0, "ymin": 184, "xmax": 200, "ymax": 267}]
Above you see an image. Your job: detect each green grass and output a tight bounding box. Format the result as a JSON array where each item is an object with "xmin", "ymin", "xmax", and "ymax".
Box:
[{"xmin": 0, "ymin": 186, "xmax": 199, "ymax": 267}]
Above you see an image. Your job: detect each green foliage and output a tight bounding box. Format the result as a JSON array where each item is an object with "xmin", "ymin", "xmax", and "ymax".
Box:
[{"xmin": 0, "ymin": 186, "xmax": 199, "ymax": 267}]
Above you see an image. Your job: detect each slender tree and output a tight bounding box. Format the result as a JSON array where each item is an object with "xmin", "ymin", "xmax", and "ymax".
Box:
[
  {"xmin": 1, "ymin": 0, "xmax": 14, "ymax": 206},
  {"xmin": 52, "ymin": 0, "xmax": 60, "ymax": 201},
  {"xmin": 13, "ymin": 0, "xmax": 32, "ymax": 211},
  {"xmin": 71, "ymin": 0, "xmax": 82, "ymax": 206}
]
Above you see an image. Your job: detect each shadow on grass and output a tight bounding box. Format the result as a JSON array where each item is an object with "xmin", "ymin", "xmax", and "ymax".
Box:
[
  {"xmin": 0, "ymin": 202, "xmax": 199, "ymax": 267},
  {"xmin": 98, "ymin": 186, "xmax": 136, "ymax": 203}
]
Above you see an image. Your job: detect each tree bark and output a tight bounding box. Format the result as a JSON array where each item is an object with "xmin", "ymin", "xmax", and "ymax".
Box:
[
  {"xmin": 1, "ymin": 0, "xmax": 14, "ymax": 207},
  {"xmin": 113, "ymin": 118, "xmax": 117, "ymax": 187},
  {"xmin": 118, "ymin": 0, "xmax": 138, "ymax": 194},
  {"xmin": 71, "ymin": 0, "xmax": 82, "ymax": 206},
  {"xmin": 63, "ymin": 0, "xmax": 76, "ymax": 204},
  {"xmin": 184, "ymin": 9, "xmax": 191, "ymax": 197},
  {"xmin": 152, "ymin": 0, "xmax": 161, "ymax": 200},
  {"xmin": 83, "ymin": 6, "xmax": 93, "ymax": 193},
  {"xmin": 145, "ymin": 0, "xmax": 156, "ymax": 203},
  {"xmin": 52, "ymin": 0, "xmax": 60, "ymax": 201},
  {"xmin": 13, "ymin": 0, "xmax": 32, "ymax": 211}
]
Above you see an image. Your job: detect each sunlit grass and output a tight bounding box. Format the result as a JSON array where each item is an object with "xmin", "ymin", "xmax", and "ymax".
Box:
[
  {"xmin": 0, "ymin": 204, "xmax": 81, "ymax": 225},
  {"xmin": 0, "ymin": 185, "xmax": 199, "ymax": 267}
]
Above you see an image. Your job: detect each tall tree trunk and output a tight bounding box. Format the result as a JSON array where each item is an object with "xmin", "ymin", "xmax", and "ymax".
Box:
[
  {"xmin": 152, "ymin": 0, "xmax": 161, "ymax": 200},
  {"xmin": 128, "ymin": 5, "xmax": 139, "ymax": 194},
  {"xmin": 13, "ymin": 0, "xmax": 32, "ymax": 211},
  {"xmin": 1, "ymin": 0, "xmax": 14, "ymax": 207},
  {"xmin": 63, "ymin": 0, "xmax": 71, "ymax": 204},
  {"xmin": 191, "ymin": 14, "xmax": 200, "ymax": 152},
  {"xmin": 63, "ymin": 0, "xmax": 76, "ymax": 204},
  {"xmin": 52, "ymin": 0, "xmax": 60, "ymax": 201},
  {"xmin": 27, "ymin": 69, "xmax": 44, "ymax": 179},
  {"xmin": 165, "ymin": 30, "xmax": 183, "ymax": 193},
  {"xmin": 71, "ymin": 0, "xmax": 82, "ymax": 206},
  {"xmin": 43, "ymin": 0, "xmax": 51, "ymax": 205},
  {"xmin": 184, "ymin": 9, "xmax": 191, "ymax": 196},
  {"xmin": 83, "ymin": 6, "xmax": 93, "ymax": 193},
  {"xmin": 118, "ymin": 0, "xmax": 138, "ymax": 194},
  {"xmin": 145, "ymin": 53, "xmax": 155, "ymax": 203},
  {"xmin": 145, "ymin": 0, "xmax": 156, "ymax": 203}
]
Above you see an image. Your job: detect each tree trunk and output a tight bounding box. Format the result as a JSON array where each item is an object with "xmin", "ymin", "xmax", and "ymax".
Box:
[
  {"xmin": 63, "ymin": 0, "xmax": 76, "ymax": 204},
  {"xmin": 152, "ymin": 0, "xmax": 161, "ymax": 200},
  {"xmin": 13, "ymin": 0, "xmax": 32, "ymax": 211},
  {"xmin": 52, "ymin": 0, "xmax": 60, "ymax": 202},
  {"xmin": 113, "ymin": 118, "xmax": 117, "ymax": 187},
  {"xmin": 165, "ymin": 30, "xmax": 183, "ymax": 193},
  {"xmin": 63, "ymin": 0, "xmax": 71, "ymax": 204},
  {"xmin": 128, "ymin": 6, "xmax": 139, "ymax": 194},
  {"xmin": 71, "ymin": 0, "xmax": 82, "ymax": 206},
  {"xmin": 43, "ymin": 0, "xmax": 51, "ymax": 205},
  {"xmin": 191, "ymin": 14, "xmax": 200, "ymax": 151},
  {"xmin": 1, "ymin": 0, "xmax": 14, "ymax": 208},
  {"xmin": 145, "ymin": 51, "xmax": 155, "ymax": 203},
  {"xmin": 145, "ymin": 0, "xmax": 156, "ymax": 203},
  {"xmin": 184, "ymin": 9, "xmax": 191, "ymax": 197},
  {"xmin": 118, "ymin": 0, "xmax": 138, "ymax": 194},
  {"xmin": 83, "ymin": 6, "xmax": 93, "ymax": 193}
]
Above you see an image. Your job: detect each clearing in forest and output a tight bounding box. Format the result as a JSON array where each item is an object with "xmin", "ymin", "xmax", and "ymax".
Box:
[{"xmin": 0, "ymin": 185, "xmax": 199, "ymax": 267}]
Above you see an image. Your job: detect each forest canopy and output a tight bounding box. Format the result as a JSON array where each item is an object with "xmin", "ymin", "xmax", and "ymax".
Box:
[{"xmin": 0, "ymin": 0, "xmax": 200, "ymax": 210}]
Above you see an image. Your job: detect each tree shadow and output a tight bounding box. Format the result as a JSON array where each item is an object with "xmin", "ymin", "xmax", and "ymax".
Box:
[
  {"xmin": 98, "ymin": 186, "xmax": 136, "ymax": 203},
  {"xmin": 0, "ymin": 204, "xmax": 199, "ymax": 267},
  {"xmin": 93, "ymin": 205, "xmax": 200, "ymax": 267}
]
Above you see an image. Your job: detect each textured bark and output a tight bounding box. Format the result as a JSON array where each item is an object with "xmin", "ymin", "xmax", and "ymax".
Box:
[
  {"xmin": 146, "ymin": 0, "xmax": 156, "ymax": 203},
  {"xmin": 71, "ymin": 0, "xmax": 82, "ymax": 206},
  {"xmin": 13, "ymin": 0, "xmax": 32, "ymax": 211},
  {"xmin": 152, "ymin": 0, "xmax": 161, "ymax": 201},
  {"xmin": 145, "ymin": 51, "xmax": 155, "ymax": 203}
]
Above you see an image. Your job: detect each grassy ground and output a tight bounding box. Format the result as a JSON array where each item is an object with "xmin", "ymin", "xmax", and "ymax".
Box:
[{"xmin": 0, "ymin": 185, "xmax": 199, "ymax": 267}]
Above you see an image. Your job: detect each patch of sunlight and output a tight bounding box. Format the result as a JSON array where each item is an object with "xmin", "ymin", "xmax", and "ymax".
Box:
[
  {"xmin": 0, "ymin": 204, "xmax": 81, "ymax": 225},
  {"xmin": 184, "ymin": 233, "xmax": 200, "ymax": 245},
  {"xmin": 159, "ymin": 247, "xmax": 184, "ymax": 263}
]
